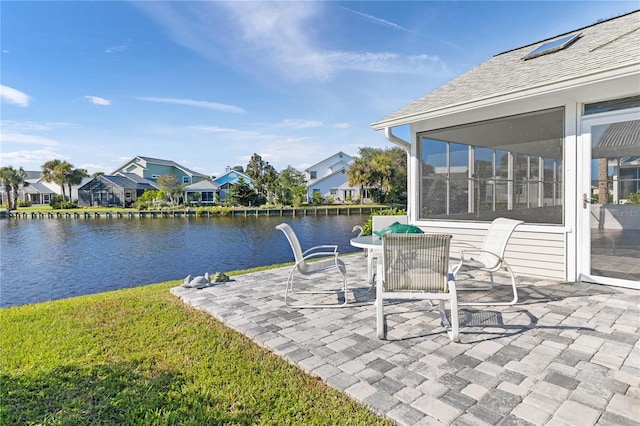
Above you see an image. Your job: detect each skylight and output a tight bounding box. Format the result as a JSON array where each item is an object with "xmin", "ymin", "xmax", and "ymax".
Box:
[{"xmin": 523, "ymin": 33, "xmax": 580, "ymax": 60}]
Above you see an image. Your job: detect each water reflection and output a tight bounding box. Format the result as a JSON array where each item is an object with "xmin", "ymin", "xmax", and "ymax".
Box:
[{"xmin": 0, "ymin": 215, "xmax": 368, "ymax": 307}]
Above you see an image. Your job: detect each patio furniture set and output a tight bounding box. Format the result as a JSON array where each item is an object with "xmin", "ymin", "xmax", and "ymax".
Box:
[{"xmin": 276, "ymin": 216, "xmax": 523, "ymax": 343}]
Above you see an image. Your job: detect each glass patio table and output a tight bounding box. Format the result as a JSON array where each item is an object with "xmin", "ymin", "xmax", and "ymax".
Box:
[{"xmin": 350, "ymin": 235, "xmax": 383, "ymax": 284}]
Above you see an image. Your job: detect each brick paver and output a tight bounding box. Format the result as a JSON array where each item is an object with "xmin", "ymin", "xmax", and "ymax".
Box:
[{"xmin": 171, "ymin": 254, "xmax": 640, "ymax": 425}]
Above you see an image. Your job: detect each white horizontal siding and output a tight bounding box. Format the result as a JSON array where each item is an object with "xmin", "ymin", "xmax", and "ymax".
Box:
[{"xmin": 417, "ymin": 223, "xmax": 566, "ymax": 280}]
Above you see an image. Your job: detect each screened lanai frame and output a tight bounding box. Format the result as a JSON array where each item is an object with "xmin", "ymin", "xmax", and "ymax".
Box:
[
  {"xmin": 417, "ymin": 107, "xmax": 565, "ymax": 224},
  {"xmin": 78, "ymin": 178, "xmax": 131, "ymax": 207}
]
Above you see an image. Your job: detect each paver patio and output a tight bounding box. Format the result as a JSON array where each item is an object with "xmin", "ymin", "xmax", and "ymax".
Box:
[{"xmin": 171, "ymin": 253, "xmax": 640, "ymax": 425}]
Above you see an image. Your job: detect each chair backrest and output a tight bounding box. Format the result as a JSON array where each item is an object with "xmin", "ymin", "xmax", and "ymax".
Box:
[
  {"xmin": 382, "ymin": 233, "xmax": 452, "ymax": 293},
  {"xmin": 479, "ymin": 218, "xmax": 523, "ymax": 265},
  {"xmin": 276, "ymin": 223, "xmax": 304, "ymax": 263},
  {"xmin": 372, "ymin": 215, "xmax": 408, "ymax": 232}
]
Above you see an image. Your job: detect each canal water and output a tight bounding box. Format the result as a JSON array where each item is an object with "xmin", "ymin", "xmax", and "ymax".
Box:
[{"xmin": 0, "ymin": 215, "xmax": 368, "ymax": 307}]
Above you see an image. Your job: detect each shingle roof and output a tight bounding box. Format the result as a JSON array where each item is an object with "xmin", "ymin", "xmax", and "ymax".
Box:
[
  {"xmin": 118, "ymin": 172, "xmax": 156, "ymax": 184},
  {"xmin": 372, "ymin": 10, "xmax": 640, "ymax": 130},
  {"xmin": 183, "ymin": 180, "xmax": 220, "ymax": 191},
  {"xmin": 24, "ymin": 171, "xmax": 43, "ymax": 181},
  {"xmin": 101, "ymin": 175, "xmax": 158, "ymax": 190},
  {"xmin": 112, "ymin": 156, "xmax": 207, "ymax": 178},
  {"xmin": 22, "ymin": 182, "xmax": 55, "ymax": 194},
  {"xmin": 137, "ymin": 156, "xmax": 207, "ymax": 178}
]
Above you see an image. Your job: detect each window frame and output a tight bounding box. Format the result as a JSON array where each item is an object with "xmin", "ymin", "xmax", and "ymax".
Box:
[{"xmin": 417, "ymin": 107, "xmax": 565, "ymax": 224}]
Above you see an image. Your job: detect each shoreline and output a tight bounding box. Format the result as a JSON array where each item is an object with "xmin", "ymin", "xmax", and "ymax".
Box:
[{"xmin": 0, "ymin": 205, "xmax": 380, "ymax": 220}]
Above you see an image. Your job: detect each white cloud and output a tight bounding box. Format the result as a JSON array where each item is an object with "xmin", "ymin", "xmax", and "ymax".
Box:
[
  {"xmin": 0, "ymin": 85, "xmax": 30, "ymax": 107},
  {"xmin": 1, "ymin": 120, "xmax": 75, "ymax": 132},
  {"xmin": 276, "ymin": 119, "xmax": 323, "ymax": 129},
  {"xmin": 135, "ymin": 2, "xmax": 451, "ymax": 83},
  {"xmin": 321, "ymin": 51, "xmax": 447, "ymax": 75},
  {"xmin": 85, "ymin": 95, "xmax": 112, "ymax": 106},
  {"xmin": 105, "ymin": 43, "xmax": 128, "ymax": 54},
  {"xmin": 188, "ymin": 125, "xmax": 257, "ymax": 137},
  {"xmin": 137, "ymin": 97, "xmax": 244, "ymax": 113},
  {"xmin": 0, "ymin": 132, "xmax": 59, "ymax": 147},
  {"xmin": 0, "ymin": 149, "xmax": 66, "ymax": 169},
  {"xmin": 334, "ymin": 122, "xmax": 350, "ymax": 129},
  {"xmin": 342, "ymin": 7, "xmax": 412, "ymax": 33}
]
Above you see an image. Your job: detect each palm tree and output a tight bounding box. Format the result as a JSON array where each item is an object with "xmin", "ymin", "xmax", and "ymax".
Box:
[
  {"xmin": 11, "ymin": 167, "xmax": 28, "ymax": 209},
  {"xmin": 67, "ymin": 167, "xmax": 88, "ymax": 202},
  {"xmin": 42, "ymin": 159, "xmax": 71, "ymax": 201},
  {"xmin": 0, "ymin": 166, "xmax": 28, "ymax": 210},
  {"xmin": 347, "ymin": 157, "xmax": 371, "ymax": 203},
  {"xmin": 0, "ymin": 167, "xmax": 14, "ymax": 209},
  {"xmin": 371, "ymin": 155, "xmax": 393, "ymax": 193}
]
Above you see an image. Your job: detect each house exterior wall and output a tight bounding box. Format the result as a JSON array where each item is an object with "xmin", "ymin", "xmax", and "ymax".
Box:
[
  {"xmin": 405, "ymin": 74, "xmax": 638, "ymax": 282},
  {"xmin": 305, "ymin": 152, "xmax": 357, "ymax": 202},
  {"xmin": 308, "ymin": 171, "xmax": 351, "ymax": 201},
  {"xmin": 211, "ymin": 171, "xmax": 253, "ymax": 202},
  {"xmin": 417, "ymin": 223, "xmax": 566, "ymax": 280},
  {"xmin": 116, "ymin": 157, "xmax": 205, "ymax": 184}
]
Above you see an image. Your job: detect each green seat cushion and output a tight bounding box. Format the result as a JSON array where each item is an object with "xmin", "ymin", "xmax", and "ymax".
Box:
[{"xmin": 374, "ymin": 222, "xmax": 424, "ymax": 238}]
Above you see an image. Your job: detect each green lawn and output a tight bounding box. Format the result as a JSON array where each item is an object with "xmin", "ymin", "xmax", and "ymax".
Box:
[{"xmin": 1, "ymin": 272, "xmax": 390, "ymax": 425}]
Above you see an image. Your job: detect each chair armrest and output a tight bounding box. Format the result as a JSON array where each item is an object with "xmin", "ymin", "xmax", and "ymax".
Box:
[
  {"xmin": 459, "ymin": 249, "xmax": 501, "ymax": 270},
  {"xmin": 301, "ymin": 245, "xmax": 339, "ymax": 260}
]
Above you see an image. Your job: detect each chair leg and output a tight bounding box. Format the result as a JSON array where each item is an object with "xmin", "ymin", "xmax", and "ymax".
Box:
[
  {"xmin": 455, "ymin": 266, "xmax": 495, "ymax": 291},
  {"xmin": 376, "ymin": 264, "xmax": 385, "ymax": 339},
  {"xmin": 284, "ymin": 266, "xmax": 349, "ymax": 308},
  {"xmin": 458, "ymin": 261, "xmax": 518, "ymax": 306},
  {"xmin": 284, "ymin": 267, "xmax": 296, "ymax": 307},
  {"xmin": 438, "ymin": 299, "xmax": 459, "ymax": 342}
]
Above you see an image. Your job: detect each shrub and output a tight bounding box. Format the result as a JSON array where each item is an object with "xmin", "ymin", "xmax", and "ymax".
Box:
[
  {"xmin": 311, "ymin": 192, "xmax": 324, "ymax": 205},
  {"xmin": 361, "ymin": 207, "xmax": 407, "ymax": 236},
  {"xmin": 49, "ymin": 195, "xmax": 78, "ymax": 210}
]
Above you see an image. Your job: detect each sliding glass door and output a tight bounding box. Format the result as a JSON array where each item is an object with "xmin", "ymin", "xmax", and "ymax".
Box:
[{"xmin": 580, "ymin": 109, "xmax": 640, "ymax": 288}]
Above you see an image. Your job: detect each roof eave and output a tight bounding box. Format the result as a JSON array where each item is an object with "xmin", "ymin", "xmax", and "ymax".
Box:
[{"xmin": 371, "ymin": 63, "xmax": 640, "ymax": 131}]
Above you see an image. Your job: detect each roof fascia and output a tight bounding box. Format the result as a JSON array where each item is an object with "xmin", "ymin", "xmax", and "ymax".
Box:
[{"xmin": 305, "ymin": 152, "xmax": 353, "ymax": 171}]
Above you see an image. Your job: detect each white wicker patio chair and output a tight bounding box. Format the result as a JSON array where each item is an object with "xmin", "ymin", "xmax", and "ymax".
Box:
[
  {"xmin": 451, "ymin": 217, "xmax": 523, "ymax": 306},
  {"xmin": 376, "ymin": 233, "xmax": 459, "ymax": 342},
  {"xmin": 367, "ymin": 215, "xmax": 408, "ymax": 283},
  {"xmin": 276, "ymin": 223, "xmax": 348, "ymax": 308}
]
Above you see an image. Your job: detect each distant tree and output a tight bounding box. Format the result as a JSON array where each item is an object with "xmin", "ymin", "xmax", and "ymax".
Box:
[
  {"xmin": 156, "ymin": 174, "xmax": 182, "ymax": 206},
  {"xmin": 91, "ymin": 171, "xmax": 105, "ymax": 178},
  {"xmin": 227, "ymin": 176, "xmax": 256, "ymax": 206},
  {"xmin": 231, "ymin": 165, "xmax": 244, "ymax": 173},
  {"xmin": 0, "ymin": 167, "xmax": 12, "ymax": 208},
  {"xmin": 264, "ymin": 166, "xmax": 279, "ymax": 204},
  {"xmin": 347, "ymin": 157, "xmax": 371, "ymax": 202},
  {"xmin": 42, "ymin": 159, "xmax": 71, "ymax": 200},
  {"xmin": 0, "ymin": 166, "xmax": 28, "ymax": 210},
  {"xmin": 348, "ymin": 147, "xmax": 407, "ymax": 203},
  {"xmin": 274, "ymin": 166, "xmax": 306, "ymax": 206},
  {"xmin": 67, "ymin": 168, "xmax": 88, "ymax": 202},
  {"xmin": 384, "ymin": 147, "xmax": 408, "ymax": 201},
  {"xmin": 245, "ymin": 153, "xmax": 278, "ymax": 203},
  {"xmin": 11, "ymin": 167, "xmax": 28, "ymax": 209}
]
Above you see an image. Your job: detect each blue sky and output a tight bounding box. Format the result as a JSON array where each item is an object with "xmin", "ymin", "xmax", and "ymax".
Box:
[{"xmin": 1, "ymin": 1, "xmax": 636, "ymax": 177}]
